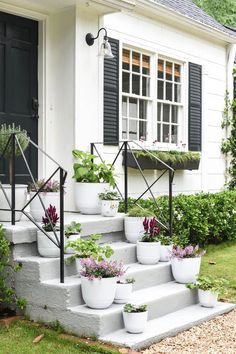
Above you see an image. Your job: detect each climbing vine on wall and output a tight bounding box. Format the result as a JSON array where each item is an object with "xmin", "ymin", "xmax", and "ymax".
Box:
[{"xmin": 221, "ymin": 69, "xmax": 236, "ymax": 189}]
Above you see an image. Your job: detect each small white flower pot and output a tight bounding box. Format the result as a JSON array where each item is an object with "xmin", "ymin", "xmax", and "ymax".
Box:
[
  {"xmin": 75, "ymin": 182, "xmax": 108, "ymax": 214},
  {"xmin": 171, "ymin": 257, "xmax": 201, "ymax": 284},
  {"xmin": 81, "ymin": 276, "xmax": 117, "ymax": 309},
  {"xmin": 37, "ymin": 230, "xmax": 60, "ymax": 258},
  {"xmin": 0, "ymin": 184, "xmax": 27, "ymax": 222},
  {"xmin": 123, "ymin": 311, "xmax": 148, "ymax": 334},
  {"xmin": 114, "ymin": 283, "xmax": 133, "ymax": 304},
  {"xmin": 101, "ymin": 200, "xmax": 119, "ymax": 217},
  {"xmin": 160, "ymin": 245, "xmax": 172, "ymax": 262},
  {"xmin": 124, "ymin": 217, "xmax": 145, "ymax": 243},
  {"xmin": 30, "ymin": 191, "xmax": 60, "ymax": 222},
  {"xmin": 64, "ymin": 233, "xmax": 80, "ymax": 254},
  {"xmin": 198, "ymin": 289, "xmax": 218, "ymax": 308},
  {"xmin": 137, "ymin": 241, "xmax": 161, "ymax": 265}
]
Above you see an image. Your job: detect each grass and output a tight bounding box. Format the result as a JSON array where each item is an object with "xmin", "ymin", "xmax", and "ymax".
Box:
[
  {"xmin": 200, "ymin": 240, "xmax": 236, "ymax": 303},
  {"xmin": 0, "ymin": 320, "xmax": 120, "ymax": 354}
]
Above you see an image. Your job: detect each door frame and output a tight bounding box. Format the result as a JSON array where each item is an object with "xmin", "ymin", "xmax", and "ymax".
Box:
[{"xmin": 0, "ymin": 1, "xmax": 48, "ymax": 178}]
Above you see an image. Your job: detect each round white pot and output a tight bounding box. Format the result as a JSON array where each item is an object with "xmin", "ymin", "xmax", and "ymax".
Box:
[
  {"xmin": 37, "ymin": 230, "xmax": 60, "ymax": 258},
  {"xmin": 160, "ymin": 245, "xmax": 172, "ymax": 262},
  {"xmin": 0, "ymin": 184, "xmax": 27, "ymax": 222},
  {"xmin": 198, "ymin": 289, "xmax": 218, "ymax": 308},
  {"xmin": 123, "ymin": 311, "xmax": 148, "ymax": 334},
  {"xmin": 75, "ymin": 258, "xmax": 82, "ymax": 276},
  {"xmin": 81, "ymin": 276, "xmax": 117, "ymax": 309},
  {"xmin": 30, "ymin": 191, "xmax": 60, "ymax": 222},
  {"xmin": 75, "ymin": 183, "xmax": 109, "ymax": 215},
  {"xmin": 137, "ymin": 241, "xmax": 161, "ymax": 265},
  {"xmin": 124, "ymin": 217, "xmax": 145, "ymax": 243},
  {"xmin": 64, "ymin": 233, "xmax": 80, "ymax": 254},
  {"xmin": 114, "ymin": 283, "xmax": 133, "ymax": 304},
  {"xmin": 101, "ymin": 200, "xmax": 119, "ymax": 217},
  {"xmin": 171, "ymin": 257, "xmax": 202, "ymax": 284}
]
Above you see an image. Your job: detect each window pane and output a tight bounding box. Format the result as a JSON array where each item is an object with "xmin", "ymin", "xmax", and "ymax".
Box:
[
  {"xmin": 158, "ymin": 59, "xmax": 164, "ymax": 79},
  {"xmin": 132, "ymin": 52, "xmax": 140, "ymax": 73},
  {"xmin": 166, "ymin": 82, "xmax": 173, "ymax": 101},
  {"xmin": 157, "ymin": 123, "xmax": 161, "ymax": 142},
  {"xmin": 166, "ymin": 61, "xmax": 172, "ymax": 81},
  {"xmin": 132, "ymin": 74, "xmax": 140, "ymax": 95},
  {"xmin": 157, "ymin": 80, "xmax": 164, "ymax": 99},
  {"xmin": 142, "ymin": 76, "xmax": 150, "ymax": 96},
  {"xmin": 129, "ymin": 98, "xmax": 138, "ymax": 118},
  {"xmin": 157, "ymin": 103, "xmax": 162, "ymax": 122},
  {"xmin": 122, "ymin": 72, "xmax": 130, "ymax": 93},
  {"xmin": 139, "ymin": 121, "xmax": 147, "ymax": 140},
  {"xmin": 171, "ymin": 105, "xmax": 178, "ymax": 123},
  {"xmin": 174, "ymin": 84, "xmax": 181, "ymax": 102},
  {"xmin": 122, "ymin": 49, "xmax": 130, "ymax": 70},
  {"xmin": 174, "ymin": 64, "xmax": 181, "ymax": 82},
  {"xmin": 122, "ymin": 97, "xmax": 127, "ymax": 117},
  {"xmin": 129, "ymin": 119, "xmax": 138, "ymax": 140},
  {"xmin": 171, "ymin": 125, "xmax": 178, "ymax": 144},
  {"xmin": 139, "ymin": 100, "xmax": 147, "ymax": 119},
  {"xmin": 163, "ymin": 104, "xmax": 170, "ymax": 122},
  {"xmin": 122, "ymin": 118, "xmax": 127, "ymax": 139},
  {"xmin": 142, "ymin": 55, "xmax": 150, "ymax": 75},
  {"xmin": 163, "ymin": 124, "xmax": 169, "ymax": 143}
]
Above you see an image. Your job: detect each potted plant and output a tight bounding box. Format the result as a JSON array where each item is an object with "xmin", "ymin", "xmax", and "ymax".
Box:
[
  {"xmin": 98, "ymin": 190, "xmax": 121, "ymax": 217},
  {"xmin": 137, "ymin": 217, "xmax": 161, "ymax": 265},
  {"xmin": 186, "ymin": 275, "xmax": 227, "ymax": 308},
  {"xmin": 114, "ymin": 277, "xmax": 135, "ymax": 304},
  {"xmin": 72, "ymin": 150, "xmax": 115, "ymax": 214},
  {"xmin": 65, "ymin": 233, "xmax": 114, "ymax": 274},
  {"xmin": 124, "ymin": 206, "xmax": 154, "ymax": 243},
  {"xmin": 37, "ymin": 205, "xmax": 60, "ymax": 258},
  {"xmin": 28, "ymin": 179, "xmax": 60, "ymax": 222},
  {"xmin": 158, "ymin": 234, "xmax": 173, "ymax": 262},
  {"xmin": 123, "ymin": 303, "xmax": 148, "ymax": 333},
  {"xmin": 0, "ymin": 124, "xmax": 29, "ymax": 222},
  {"xmin": 64, "ymin": 221, "xmax": 82, "ymax": 254},
  {"xmin": 170, "ymin": 245, "xmax": 205, "ymax": 284},
  {"xmin": 80, "ymin": 257, "xmax": 125, "ymax": 309}
]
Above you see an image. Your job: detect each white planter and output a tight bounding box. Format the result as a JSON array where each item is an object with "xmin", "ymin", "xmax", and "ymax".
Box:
[
  {"xmin": 124, "ymin": 217, "xmax": 145, "ymax": 243},
  {"xmin": 198, "ymin": 289, "xmax": 218, "ymax": 308},
  {"xmin": 75, "ymin": 258, "xmax": 82, "ymax": 276},
  {"xmin": 123, "ymin": 311, "xmax": 148, "ymax": 334},
  {"xmin": 171, "ymin": 257, "xmax": 201, "ymax": 284},
  {"xmin": 0, "ymin": 184, "xmax": 27, "ymax": 222},
  {"xmin": 30, "ymin": 191, "xmax": 60, "ymax": 222},
  {"xmin": 101, "ymin": 200, "xmax": 119, "ymax": 217},
  {"xmin": 64, "ymin": 233, "xmax": 80, "ymax": 254},
  {"xmin": 75, "ymin": 183, "xmax": 109, "ymax": 214},
  {"xmin": 114, "ymin": 283, "xmax": 133, "ymax": 304},
  {"xmin": 137, "ymin": 241, "xmax": 161, "ymax": 265},
  {"xmin": 81, "ymin": 276, "xmax": 117, "ymax": 309},
  {"xmin": 160, "ymin": 244, "xmax": 172, "ymax": 262},
  {"xmin": 37, "ymin": 230, "xmax": 60, "ymax": 258}
]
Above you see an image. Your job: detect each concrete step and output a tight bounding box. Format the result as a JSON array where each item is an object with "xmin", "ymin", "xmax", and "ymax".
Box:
[{"xmin": 101, "ymin": 303, "xmax": 236, "ymax": 350}]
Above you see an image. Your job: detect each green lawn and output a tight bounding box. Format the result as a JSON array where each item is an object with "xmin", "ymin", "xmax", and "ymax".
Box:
[{"xmin": 200, "ymin": 240, "xmax": 236, "ymax": 303}]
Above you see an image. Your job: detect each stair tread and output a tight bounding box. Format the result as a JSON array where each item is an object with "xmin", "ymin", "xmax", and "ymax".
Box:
[{"xmin": 100, "ymin": 302, "xmax": 236, "ymax": 349}]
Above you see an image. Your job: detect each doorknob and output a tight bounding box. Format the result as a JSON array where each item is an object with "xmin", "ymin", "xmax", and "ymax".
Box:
[{"xmin": 32, "ymin": 97, "xmax": 39, "ymax": 119}]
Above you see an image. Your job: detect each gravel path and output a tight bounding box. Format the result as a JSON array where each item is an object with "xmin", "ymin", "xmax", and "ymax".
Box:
[{"xmin": 142, "ymin": 309, "xmax": 236, "ymax": 354}]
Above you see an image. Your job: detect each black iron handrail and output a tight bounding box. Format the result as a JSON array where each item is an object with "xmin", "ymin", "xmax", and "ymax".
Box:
[
  {"xmin": 90, "ymin": 140, "xmax": 175, "ymax": 236},
  {"xmin": 0, "ymin": 133, "xmax": 67, "ymax": 283}
]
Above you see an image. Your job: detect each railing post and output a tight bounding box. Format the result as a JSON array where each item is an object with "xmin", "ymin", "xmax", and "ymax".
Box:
[
  {"xmin": 11, "ymin": 133, "xmax": 16, "ymax": 225},
  {"xmin": 169, "ymin": 169, "xmax": 173, "ymax": 237},
  {"xmin": 124, "ymin": 141, "xmax": 128, "ymax": 214},
  {"xmin": 59, "ymin": 168, "xmax": 64, "ymax": 283}
]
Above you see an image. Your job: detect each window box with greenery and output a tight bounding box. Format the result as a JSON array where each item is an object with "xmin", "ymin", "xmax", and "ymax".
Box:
[
  {"xmin": 99, "ymin": 190, "xmax": 121, "ymax": 217},
  {"xmin": 124, "ymin": 206, "xmax": 154, "ymax": 243},
  {"xmin": 123, "ymin": 303, "xmax": 148, "ymax": 334}
]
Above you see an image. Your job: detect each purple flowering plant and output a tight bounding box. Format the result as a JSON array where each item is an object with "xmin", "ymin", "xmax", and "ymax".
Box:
[
  {"xmin": 140, "ymin": 217, "xmax": 161, "ymax": 242},
  {"xmin": 170, "ymin": 245, "xmax": 205, "ymax": 260},
  {"xmin": 80, "ymin": 257, "xmax": 125, "ymax": 280},
  {"xmin": 28, "ymin": 179, "xmax": 60, "ymax": 193},
  {"xmin": 42, "ymin": 205, "xmax": 59, "ymax": 232}
]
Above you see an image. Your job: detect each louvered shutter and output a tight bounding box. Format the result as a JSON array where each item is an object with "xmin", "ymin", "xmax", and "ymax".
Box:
[
  {"xmin": 188, "ymin": 62, "xmax": 202, "ymax": 151},
  {"xmin": 103, "ymin": 38, "xmax": 119, "ymax": 145}
]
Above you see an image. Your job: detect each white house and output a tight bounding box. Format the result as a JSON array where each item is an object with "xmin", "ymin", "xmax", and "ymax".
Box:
[{"xmin": 0, "ymin": 0, "xmax": 236, "ymax": 211}]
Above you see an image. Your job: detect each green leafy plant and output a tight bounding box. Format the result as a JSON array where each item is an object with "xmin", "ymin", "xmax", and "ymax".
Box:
[
  {"xmin": 72, "ymin": 150, "xmax": 115, "ymax": 187},
  {"xmin": 99, "ymin": 190, "xmax": 121, "ymax": 201},
  {"xmin": 65, "ymin": 221, "xmax": 82, "ymax": 238},
  {"xmin": 186, "ymin": 275, "xmax": 228, "ymax": 295},
  {"xmin": 123, "ymin": 303, "xmax": 147, "ymax": 313},
  {"xmin": 117, "ymin": 277, "xmax": 135, "ymax": 284},
  {"xmin": 157, "ymin": 234, "xmax": 173, "ymax": 246},
  {"xmin": 127, "ymin": 206, "xmax": 153, "ymax": 218}
]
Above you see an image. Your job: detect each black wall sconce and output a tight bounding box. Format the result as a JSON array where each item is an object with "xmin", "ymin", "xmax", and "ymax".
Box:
[{"xmin": 85, "ymin": 27, "xmax": 114, "ymax": 59}]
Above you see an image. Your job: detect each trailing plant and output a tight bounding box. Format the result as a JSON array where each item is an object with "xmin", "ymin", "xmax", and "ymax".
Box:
[
  {"xmin": 42, "ymin": 205, "xmax": 59, "ymax": 232},
  {"xmin": 72, "ymin": 150, "xmax": 115, "ymax": 187},
  {"xmin": 28, "ymin": 179, "xmax": 60, "ymax": 193},
  {"xmin": 123, "ymin": 303, "xmax": 147, "ymax": 313},
  {"xmin": 170, "ymin": 245, "xmax": 205, "ymax": 260},
  {"xmin": 117, "ymin": 277, "xmax": 135, "ymax": 284},
  {"xmin": 80, "ymin": 258, "xmax": 125, "ymax": 280},
  {"xmin": 99, "ymin": 190, "xmax": 121, "ymax": 201},
  {"xmin": 135, "ymin": 150, "xmax": 200, "ymax": 165},
  {"xmin": 127, "ymin": 206, "xmax": 153, "ymax": 218},
  {"xmin": 140, "ymin": 217, "xmax": 161, "ymax": 242},
  {"xmin": 157, "ymin": 234, "xmax": 173, "ymax": 246},
  {"xmin": 186, "ymin": 275, "xmax": 228, "ymax": 295},
  {"xmin": 65, "ymin": 221, "xmax": 82, "ymax": 238}
]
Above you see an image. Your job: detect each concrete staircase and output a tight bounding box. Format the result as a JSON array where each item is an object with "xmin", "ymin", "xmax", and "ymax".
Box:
[{"xmin": 4, "ymin": 213, "xmax": 235, "ymax": 350}]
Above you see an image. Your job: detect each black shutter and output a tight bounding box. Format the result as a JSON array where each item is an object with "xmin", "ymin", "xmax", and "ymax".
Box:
[
  {"xmin": 188, "ymin": 62, "xmax": 202, "ymax": 151},
  {"xmin": 103, "ymin": 38, "xmax": 119, "ymax": 145}
]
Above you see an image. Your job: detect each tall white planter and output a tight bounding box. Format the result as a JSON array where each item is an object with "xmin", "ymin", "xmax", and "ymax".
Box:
[
  {"xmin": 101, "ymin": 200, "xmax": 119, "ymax": 217},
  {"xmin": 114, "ymin": 283, "xmax": 133, "ymax": 304},
  {"xmin": 171, "ymin": 257, "xmax": 201, "ymax": 284},
  {"xmin": 81, "ymin": 276, "xmax": 117, "ymax": 309},
  {"xmin": 198, "ymin": 289, "xmax": 218, "ymax": 308},
  {"xmin": 124, "ymin": 217, "xmax": 145, "ymax": 243},
  {"xmin": 0, "ymin": 184, "xmax": 27, "ymax": 222},
  {"xmin": 160, "ymin": 245, "xmax": 172, "ymax": 262},
  {"xmin": 75, "ymin": 183, "xmax": 108, "ymax": 214},
  {"xmin": 123, "ymin": 311, "xmax": 148, "ymax": 333},
  {"xmin": 64, "ymin": 233, "xmax": 80, "ymax": 254},
  {"xmin": 37, "ymin": 230, "xmax": 60, "ymax": 258},
  {"xmin": 137, "ymin": 241, "xmax": 161, "ymax": 265},
  {"xmin": 30, "ymin": 191, "xmax": 60, "ymax": 222}
]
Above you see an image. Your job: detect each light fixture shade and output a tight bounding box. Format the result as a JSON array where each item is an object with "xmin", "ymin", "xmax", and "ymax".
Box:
[{"xmin": 99, "ymin": 38, "xmax": 114, "ymax": 59}]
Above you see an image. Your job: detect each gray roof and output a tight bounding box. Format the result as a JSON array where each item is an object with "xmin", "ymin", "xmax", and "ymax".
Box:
[{"xmin": 151, "ymin": 0, "xmax": 236, "ymax": 38}]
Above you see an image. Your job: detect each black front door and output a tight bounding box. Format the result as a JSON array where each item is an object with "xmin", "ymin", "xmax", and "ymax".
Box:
[{"xmin": 0, "ymin": 12, "xmax": 38, "ymax": 183}]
